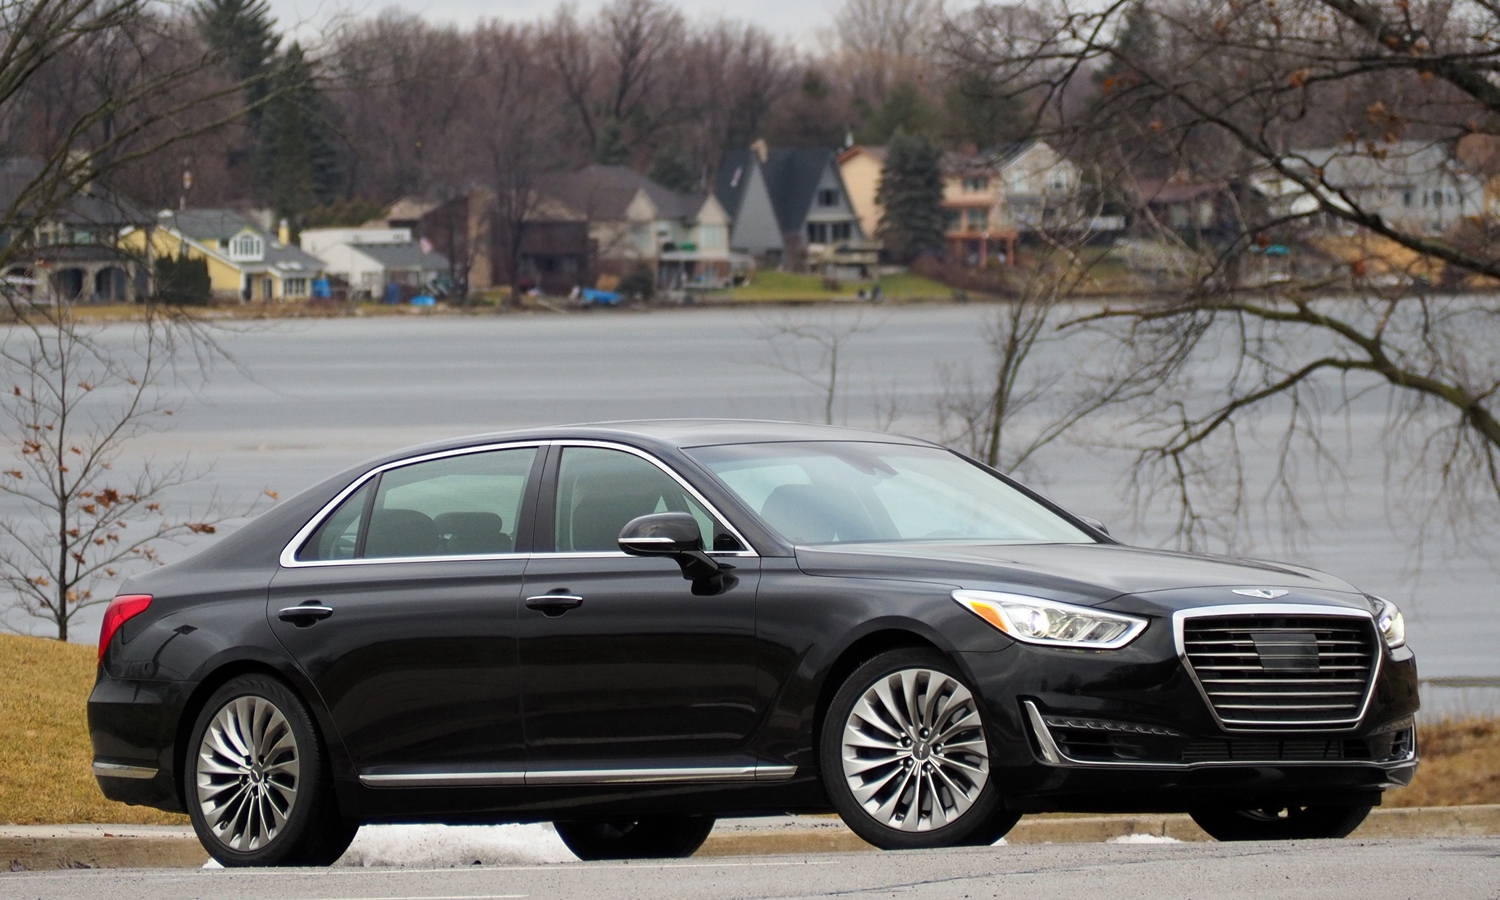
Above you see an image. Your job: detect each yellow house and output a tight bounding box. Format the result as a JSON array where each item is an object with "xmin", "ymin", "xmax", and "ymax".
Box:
[
  {"xmin": 122, "ymin": 209, "xmax": 326, "ymax": 301},
  {"xmin": 837, "ymin": 145, "xmax": 887, "ymax": 243}
]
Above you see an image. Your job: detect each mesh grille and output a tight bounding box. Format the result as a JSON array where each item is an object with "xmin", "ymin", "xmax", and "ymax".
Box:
[{"xmin": 1182, "ymin": 614, "xmax": 1377, "ymax": 726}]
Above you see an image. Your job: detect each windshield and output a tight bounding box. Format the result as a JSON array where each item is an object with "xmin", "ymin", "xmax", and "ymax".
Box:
[{"xmin": 687, "ymin": 441, "xmax": 1093, "ymax": 546}]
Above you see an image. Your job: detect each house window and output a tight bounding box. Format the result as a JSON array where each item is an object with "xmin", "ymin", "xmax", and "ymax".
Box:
[
  {"xmin": 1048, "ymin": 171, "xmax": 1069, "ymax": 191},
  {"xmin": 806, "ymin": 222, "xmax": 829, "ymax": 244},
  {"xmin": 284, "ymin": 277, "xmax": 308, "ymax": 297},
  {"xmin": 961, "ymin": 177, "xmax": 989, "ymax": 193},
  {"xmin": 1432, "ymin": 190, "xmax": 1443, "ymax": 208},
  {"xmin": 817, "ymin": 189, "xmax": 839, "ymax": 207},
  {"xmin": 966, "ymin": 208, "xmax": 988, "ymax": 231},
  {"xmin": 231, "ymin": 233, "xmax": 264, "ymax": 260},
  {"xmin": 830, "ymin": 222, "xmax": 852, "ymax": 242},
  {"xmin": 1402, "ymin": 191, "xmax": 1414, "ymax": 207}
]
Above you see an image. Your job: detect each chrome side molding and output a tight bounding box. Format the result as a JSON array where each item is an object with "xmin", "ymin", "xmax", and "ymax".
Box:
[{"xmin": 359, "ymin": 761, "xmax": 798, "ymax": 789}]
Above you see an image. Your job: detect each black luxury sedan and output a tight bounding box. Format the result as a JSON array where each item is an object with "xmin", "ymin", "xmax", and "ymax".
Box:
[{"xmin": 90, "ymin": 421, "xmax": 1419, "ymax": 866}]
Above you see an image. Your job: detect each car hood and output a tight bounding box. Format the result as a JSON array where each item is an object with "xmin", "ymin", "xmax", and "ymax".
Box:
[{"xmin": 792, "ymin": 541, "xmax": 1365, "ymax": 606}]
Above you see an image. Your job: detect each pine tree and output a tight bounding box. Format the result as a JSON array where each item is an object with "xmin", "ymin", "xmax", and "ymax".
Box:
[
  {"xmin": 194, "ymin": 0, "xmax": 280, "ymax": 120},
  {"xmin": 260, "ymin": 44, "xmax": 344, "ymax": 225},
  {"xmin": 649, "ymin": 148, "xmax": 699, "ymax": 193},
  {"xmin": 876, "ymin": 130, "xmax": 945, "ymax": 262},
  {"xmin": 857, "ymin": 82, "xmax": 940, "ymax": 145}
]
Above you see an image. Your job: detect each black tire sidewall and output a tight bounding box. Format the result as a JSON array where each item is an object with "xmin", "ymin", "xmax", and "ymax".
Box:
[
  {"xmin": 820, "ymin": 648, "xmax": 1003, "ymax": 850},
  {"xmin": 185, "ymin": 674, "xmax": 333, "ymax": 866}
]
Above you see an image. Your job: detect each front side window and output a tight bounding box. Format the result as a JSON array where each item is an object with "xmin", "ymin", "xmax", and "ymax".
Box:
[
  {"xmin": 688, "ymin": 441, "xmax": 1092, "ymax": 546},
  {"xmin": 296, "ymin": 447, "xmax": 538, "ymax": 561},
  {"xmin": 553, "ymin": 447, "xmax": 736, "ymax": 553}
]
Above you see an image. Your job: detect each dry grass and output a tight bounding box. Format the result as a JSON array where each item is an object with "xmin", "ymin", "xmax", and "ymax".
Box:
[
  {"xmin": 1387, "ymin": 717, "xmax": 1500, "ymax": 807},
  {"xmin": 0, "ymin": 631, "xmax": 1495, "ymax": 823},
  {"xmin": 0, "ymin": 633, "xmax": 185, "ymax": 825}
]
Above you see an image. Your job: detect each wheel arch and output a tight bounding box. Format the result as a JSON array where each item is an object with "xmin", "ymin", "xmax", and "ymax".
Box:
[
  {"xmin": 172, "ymin": 654, "xmax": 346, "ymax": 812},
  {"xmin": 811, "ymin": 627, "xmax": 945, "ymax": 776}
]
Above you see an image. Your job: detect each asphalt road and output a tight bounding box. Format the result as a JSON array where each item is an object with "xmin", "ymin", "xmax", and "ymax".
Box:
[{"xmin": 2, "ymin": 840, "xmax": 1497, "ymax": 900}]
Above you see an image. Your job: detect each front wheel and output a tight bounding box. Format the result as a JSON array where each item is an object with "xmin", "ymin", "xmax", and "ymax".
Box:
[
  {"xmin": 821, "ymin": 649, "xmax": 1007, "ymax": 850},
  {"xmin": 553, "ymin": 816, "xmax": 716, "ymax": 860},
  {"xmin": 1190, "ymin": 804, "xmax": 1372, "ymax": 841}
]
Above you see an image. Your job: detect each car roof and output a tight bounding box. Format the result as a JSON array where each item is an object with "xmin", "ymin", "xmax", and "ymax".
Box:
[{"xmin": 373, "ymin": 419, "xmax": 938, "ymax": 462}]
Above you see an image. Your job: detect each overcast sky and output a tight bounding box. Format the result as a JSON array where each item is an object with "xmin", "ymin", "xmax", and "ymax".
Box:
[{"xmin": 267, "ymin": 0, "xmax": 840, "ymax": 47}]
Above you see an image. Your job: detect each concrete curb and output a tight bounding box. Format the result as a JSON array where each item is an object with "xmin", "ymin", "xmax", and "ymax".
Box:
[{"xmin": 5, "ymin": 806, "xmax": 1498, "ymax": 871}]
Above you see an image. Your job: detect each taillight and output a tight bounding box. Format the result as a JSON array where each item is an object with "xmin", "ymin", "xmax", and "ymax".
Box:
[{"xmin": 98, "ymin": 594, "xmax": 152, "ymax": 663}]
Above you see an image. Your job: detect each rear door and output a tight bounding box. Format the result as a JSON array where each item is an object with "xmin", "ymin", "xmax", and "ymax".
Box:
[{"xmin": 268, "ymin": 443, "xmax": 543, "ymax": 783}]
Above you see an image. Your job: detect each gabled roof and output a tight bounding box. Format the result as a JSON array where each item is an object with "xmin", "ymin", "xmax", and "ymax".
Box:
[
  {"xmin": 0, "ymin": 157, "xmax": 152, "ymax": 227},
  {"xmin": 349, "ymin": 242, "xmax": 449, "ymax": 270},
  {"xmin": 761, "ymin": 147, "xmax": 840, "ymax": 234},
  {"xmin": 714, "ymin": 148, "xmax": 758, "ymax": 219},
  {"xmin": 543, "ymin": 165, "xmax": 706, "ymax": 222},
  {"xmin": 158, "ymin": 208, "xmax": 326, "ymax": 272}
]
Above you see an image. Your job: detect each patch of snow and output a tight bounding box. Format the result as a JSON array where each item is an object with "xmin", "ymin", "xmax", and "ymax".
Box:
[
  {"xmin": 335, "ymin": 823, "xmax": 576, "ymax": 868},
  {"xmin": 202, "ymin": 858, "xmax": 222, "ymax": 869},
  {"xmin": 1108, "ymin": 833, "xmax": 1181, "ymax": 844}
]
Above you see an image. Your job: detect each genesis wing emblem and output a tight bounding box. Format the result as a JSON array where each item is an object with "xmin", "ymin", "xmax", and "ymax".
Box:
[{"xmin": 1232, "ymin": 588, "xmax": 1289, "ymax": 600}]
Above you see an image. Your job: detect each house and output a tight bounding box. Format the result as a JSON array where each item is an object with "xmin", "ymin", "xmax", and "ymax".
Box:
[
  {"xmin": 836, "ymin": 145, "xmax": 887, "ymax": 245},
  {"xmin": 124, "ymin": 209, "xmax": 326, "ymax": 302},
  {"xmin": 377, "ymin": 191, "xmax": 592, "ymax": 297},
  {"xmin": 299, "ymin": 227, "xmax": 449, "ymax": 299},
  {"xmin": 939, "ymin": 141, "xmax": 1087, "ymax": 265},
  {"xmin": 544, "ymin": 165, "xmax": 737, "ymax": 289},
  {"xmin": 717, "ymin": 142, "xmax": 876, "ymax": 274},
  {"xmin": 941, "ymin": 150, "xmax": 1019, "ymax": 267},
  {"xmin": 1130, "ymin": 177, "xmax": 1243, "ymax": 241},
  {"xmin": 0, "ymin": 158, "xmax": 154, "ymax": 303},
  {"xmin": 716, "ymin": 148, "xmax": 789, "ymax": 261},
  {"xmin": 1293, "ymin": 141, "xmax": 1484, "ymax": 235}
]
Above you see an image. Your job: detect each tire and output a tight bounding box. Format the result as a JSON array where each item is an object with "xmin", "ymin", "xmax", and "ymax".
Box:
[
  {"xmin": 553, "ymin": 816, "xmax": 716, "ymax": 860},
  {"xmin": 1189, "ymin": 804, "xmax": 1373, "ymax": 841},
  {"xmin": 185, "ymin": 674, "xmax": 359, "ymax": 867},
  {"xmin": 820, "ymin": 648, "xmax": 1004, "ymax": 850}
]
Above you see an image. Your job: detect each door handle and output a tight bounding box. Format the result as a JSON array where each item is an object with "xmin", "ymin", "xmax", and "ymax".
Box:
[
  {"xmin": 525, "ymin": 593, "xmax": 584, "ymax": 616},
  {"xmin": 278, "ymin": 602, "xmax": 334, "ymax": 626}
]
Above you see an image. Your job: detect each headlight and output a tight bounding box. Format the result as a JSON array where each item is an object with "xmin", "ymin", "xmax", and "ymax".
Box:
[
  {"xmin": 951, "ymin": 590, "xmax": 1148, "ymax": 649},
  {"xmin": 1372, "ymin": 597, "xmax": 1406, "ymax": 650}
]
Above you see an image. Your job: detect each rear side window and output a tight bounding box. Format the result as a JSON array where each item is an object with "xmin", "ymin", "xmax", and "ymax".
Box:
[{"xmin": 296, "ymin": 447, "xmax": 538, "ymax": 561}]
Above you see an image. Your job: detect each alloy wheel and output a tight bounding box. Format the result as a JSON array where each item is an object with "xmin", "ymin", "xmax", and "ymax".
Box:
[
  {"xmin": 195, "ymin": 695, "xmax": 301, "ymax": 852},
  {"xmin": 840, "ymin": 667, "xmax": 990, "ymax": 832}
]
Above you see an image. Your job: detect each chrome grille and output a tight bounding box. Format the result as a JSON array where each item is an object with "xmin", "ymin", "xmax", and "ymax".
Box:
[{"xmin": 1181, "ymin": 614, "xmax": 1377, "ymax": 726}]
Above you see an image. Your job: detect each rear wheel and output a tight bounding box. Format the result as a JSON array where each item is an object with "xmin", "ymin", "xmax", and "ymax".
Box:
[
  {"xmin": 185, "ymin": 674, "xmax": 358, "ymax": 866},
  {"xmin": 1190, "ymin": 804, "xmax": 1373, "ymax": 841},
  {"xmin": 553, "ymin": 816, "xmax": 716, "ymax": 860},
  {"xmin": 820, "ymin": 649, "xmax": 1005, "ymax": 850}
]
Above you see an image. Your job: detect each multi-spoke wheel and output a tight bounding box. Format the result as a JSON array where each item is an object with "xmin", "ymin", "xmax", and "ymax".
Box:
[
  {"xmin": 185, "ymin": 675, "xmax": 358, "ymax": 866},
  {"xmin": 821, "ymin": 649, "xmax": 1013, "ymax": 850},
  {"xmin": 1190, "ymin": 804, "xmax": 1373, "ymax": 841}
]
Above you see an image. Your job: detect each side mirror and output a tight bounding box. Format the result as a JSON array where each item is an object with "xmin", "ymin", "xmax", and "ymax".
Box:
[
  {"xmin": 619, "ymin": 511, "xmax": 702, "ymax": 555},
  {"xmin": 619, "ymin": 512, "xmax": 733, "ymax": 590}
]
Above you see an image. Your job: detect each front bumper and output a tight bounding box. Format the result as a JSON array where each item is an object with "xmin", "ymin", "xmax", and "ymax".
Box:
[{"xmin": 956, "ymin": 612, "xmax": 1420, "ymax": 812}]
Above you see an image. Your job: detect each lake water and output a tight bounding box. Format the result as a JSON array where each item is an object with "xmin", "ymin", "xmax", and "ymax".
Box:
[{"xmin": 4, "ymin": 305, "xmax": 1495, "ymax": 713}]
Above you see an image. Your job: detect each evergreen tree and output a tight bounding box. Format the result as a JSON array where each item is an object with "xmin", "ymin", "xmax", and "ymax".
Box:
[
  {"xmin": 943, "ymin": 70, "xmax": 1024, "ymax": 148},
  {"xmin": 649, "ymin": 148, "xmax": 699, "ymax": 193},
  {"xmin": 155, "ymin": 251, "xmax": 212, "ymax": 305},
  {"xmin": 595, "ymin": 119, "xmax": 632, "ymax": 165},
  {"xmin": 856, "ymin": 82, "xmax": 940, "ymax": 144},
  {"xmin": 194, "ymin": 0, "xmax": 280, "ymax": 120},
  {"xmin": 260, "ymin": 44, "xmax": 344, "ymax": 226},
  {"xmin": 876, "ymin": 130, "xmax": 945, "ymax": 262}
]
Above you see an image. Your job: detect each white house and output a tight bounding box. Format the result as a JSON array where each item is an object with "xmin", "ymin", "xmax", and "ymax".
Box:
[
  {"xmin": 299, "ymin": 227, "xmax": 449, "ymax": 297},
  {"xmin": 1283, "ymin": 142, "xmax": 1484, "ymax": 234}
]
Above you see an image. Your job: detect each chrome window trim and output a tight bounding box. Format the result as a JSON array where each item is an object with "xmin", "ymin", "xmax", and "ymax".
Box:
[
  {"xmin": 1023, "ymin": 700, "xmax": 1416, "ymax": 771},
  {"xmin": 1172, "ymin": 603, "xmax": 1383, "ymax": 733},
  {"xmin": 546, "ymin": 439, "xmax": 757, "ymax": 558},
  {"xmin": 358, "ymin": 762, "xmax": 795, "ymax": 788},
  {"xmin": 279, "ymin": 439, "xmax": 757, "ymax": 569},
  {"xmin": 92, "ymin": 761, "xmax": 159, "ymax": 780}
]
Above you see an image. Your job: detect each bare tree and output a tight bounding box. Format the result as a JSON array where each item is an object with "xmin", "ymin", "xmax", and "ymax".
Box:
[
  {"xmin": 755, "ymin": 309, "xmax": 885, "ymax": 426},
  {"xmin": 947, "ymin": 0, "xmax": 1500, "ymax": 551},
  {"xmin": 0, "ymin": 305, "xmax": 238, "ymax": 640}
]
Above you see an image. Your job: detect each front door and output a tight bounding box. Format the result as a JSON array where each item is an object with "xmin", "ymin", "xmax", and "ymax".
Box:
[
  {"xmin": 268, "ymin": 444, "xmax": 543, "ymax": 782},
  {"xmin": 519, "ymin": 444, "xmax": 762, "ymax": 777}
]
